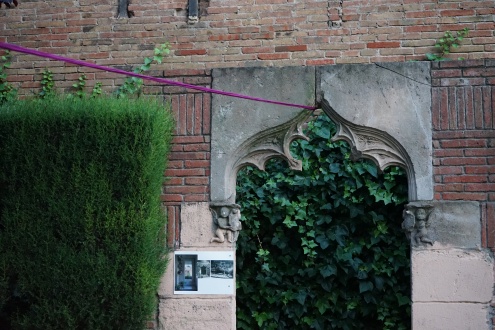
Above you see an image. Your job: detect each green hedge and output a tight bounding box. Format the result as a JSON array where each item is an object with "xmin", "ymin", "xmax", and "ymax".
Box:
[
  {"xmin": 0, "ymin": 97, "xmax": 174, "ymax": 329},
  {"xmin": 236, "ymin": 114, "xmax": 410, "ymax": 330}
]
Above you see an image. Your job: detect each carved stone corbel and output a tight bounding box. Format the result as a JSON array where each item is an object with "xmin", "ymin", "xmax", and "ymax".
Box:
[
  {"xmin": 210, "ymin": 204, "xmax": 242, "ymax": 244},
  {"xmin": 401, "ymin": 202, "xmax": 434, "ymax": 247}
]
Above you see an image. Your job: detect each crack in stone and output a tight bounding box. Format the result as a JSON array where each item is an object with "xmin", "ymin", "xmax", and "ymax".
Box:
[{"xmin": 374, "ymin": 63, "xmax": 432, "ymax": 87}]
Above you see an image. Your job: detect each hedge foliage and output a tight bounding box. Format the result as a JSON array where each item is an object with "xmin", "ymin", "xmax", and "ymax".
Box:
[
  {"xmin": 0, "ymin": 97, "xmax": 174, "ymax": 329},
  {"xmin": 236, "ymin": 114, "xmax": 410, "ymax": 330}
]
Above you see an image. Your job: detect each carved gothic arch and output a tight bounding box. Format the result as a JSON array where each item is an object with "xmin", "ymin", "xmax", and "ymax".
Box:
[
  {"xmin": 211, "ymin": 63, "xmax": 433, "ymax": 206},
  {"xmin": 320, "ymin": 99, "xmax": 417, "ymax": 202},
  {"xmin": 226, "ymin": 109, "xmax": 313, "ymax": 190}
]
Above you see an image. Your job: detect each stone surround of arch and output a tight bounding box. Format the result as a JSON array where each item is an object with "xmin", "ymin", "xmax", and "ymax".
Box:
[{"xmin": 157, "ymin": 62, "xmax": 493, "ymax": 330}]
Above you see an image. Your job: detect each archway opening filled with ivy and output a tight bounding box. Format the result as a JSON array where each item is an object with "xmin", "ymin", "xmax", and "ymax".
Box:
[{"xmin": 235, "ymin": 113, "xmax": 410, "ymax": 330}]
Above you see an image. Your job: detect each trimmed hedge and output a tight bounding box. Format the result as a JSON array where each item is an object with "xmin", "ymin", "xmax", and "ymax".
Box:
[{"xmin": 0, "ymin": 97, "xmax": 174, "ymax": 329}]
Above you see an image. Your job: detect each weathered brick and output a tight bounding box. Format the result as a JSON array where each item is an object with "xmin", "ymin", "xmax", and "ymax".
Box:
[
  {"xmin": 164, "ymin": 168, "xmax": 206, "ymax": 177},
  {"xmin": 274, "ymin": 45, "xmax": 307, "ymax": 52},
  {"xmin": 443, "ymin": 175, "xmax": 488, "ymax": 183},
  {"xmin": 441, "ymin": 192, "xmax": 488, "ymax": 200},
  {"xmin": 366, "ymin": 41, "xmax": 401, "ymax": 48},
  {"xmin": 175, "ymin": 49, "xmax": 207, "ymax": 56},
  {"xmin": 485, "ymin": 203, "xmax": 495, "ymax": 248},
  {"xmin": 257, "ymin": 53, "xmax": 290, "ymax": 60}
]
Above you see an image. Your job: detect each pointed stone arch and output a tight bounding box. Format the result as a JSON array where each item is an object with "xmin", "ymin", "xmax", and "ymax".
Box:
[
  {"xmin": 160, "ymin": 62, "xmax": 492, "ymax": 330},
  {"xmin": 210, "ymin": 62, "xmax": 433, "ymax": 205}
]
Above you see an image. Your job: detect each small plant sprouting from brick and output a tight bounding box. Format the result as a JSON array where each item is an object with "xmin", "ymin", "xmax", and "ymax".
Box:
[
  {"xmin": 71, "ymin": 73, "xmax": 87, "ymax": 98},
  {"xmin": 0, "ymin": 50, "xmax": 17, "ymax": 104},
  {"xmin": 115, "ymin": 42, "xmax": 170, "ymax": 98},
  {"xmin": 68, "ymin": 74, "xmax": 103, "ymax": 99},
  {"xmin": 426, "ymin": 28, "xmax": 469, "ymax": 61},
  {"xmin": 91, "ymin": 82, "xmax": 103, "ymax": 98},
  {"xmin": 39, "ymin": 68, "xmax": 55, "ymax": 99},
  {"xmin": 1, "ymin": 43, "xmax": 170, "ymax": 102}
]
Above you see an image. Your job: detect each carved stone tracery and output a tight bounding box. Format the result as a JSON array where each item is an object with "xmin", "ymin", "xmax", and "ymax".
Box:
[
  {"xmin": 320, "ymin": 99, "xmax": 417, "ymax": 201},
  {"xmin": 230, "ymin": 110, "xmax": 313, "ymax": 173},
  {"xmin": 209, "ymin": 110, "xmax": 315, "ymax": 243}
]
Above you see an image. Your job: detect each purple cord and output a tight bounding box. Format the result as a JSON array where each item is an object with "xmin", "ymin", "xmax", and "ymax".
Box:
[{"xmin": 0, "ymin": 42, "xmax": 317, "ymax": 111}]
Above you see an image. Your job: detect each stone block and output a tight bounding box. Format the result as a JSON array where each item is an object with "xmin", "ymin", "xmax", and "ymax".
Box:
[
  {"xmin": 180, "ymin": 202, "xmax": 236, "ymax": 248},
  {"xmin": 158, "ymin": 297, "xmax": 235, "ymax": 330},
  {"xmin": 158, "ymin": 251, "xmax": 175, "ymax": 297},
  {"xmin": 428, "ymin": 201, "xmax": 481, "ymax": 248},
  {"xmin": 411, "ymin": 249, "xmax": 493, "ymax": 303},
  {"xmin": 412, "ymin": 302, "xmax": 490, "ymax": 330}
]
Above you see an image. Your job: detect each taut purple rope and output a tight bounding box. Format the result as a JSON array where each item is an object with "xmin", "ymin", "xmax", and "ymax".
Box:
[{"xmin": 0, "ymin": 42, "xmax": 318, "ymax": 111}]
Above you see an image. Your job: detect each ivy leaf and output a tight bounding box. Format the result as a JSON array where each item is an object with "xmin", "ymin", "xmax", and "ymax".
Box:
[
  {"xmin": 359, "ymin": 281, "xmax": 374, "ymax": 293},
  {"xmin": 329, "ymin": 163, "xmax": 340, "ymax": 173},
  {"xmin": 315, "ymin": 234, "xmax": 330, "ymax": 249},
  {"xmin": 315, "ymin": 299, "xmax": 330, "ymax": 314},
  {"xmin": 374, "ymin": 276, "xmax": 385, "ymax": 290},
  {"xmin": 426, "ymin": 53, "xmax": 439, "ymax": 61},
  {"xmin": 296, "ymin": 291, "xmax": 307, "ymax": 305},
  {"xmin": 396, "ymin": 293, "xmax": 410, "ymax": 306},
  {"xmin": 320, "ymin": 264, "xmax": 337, "ymax": 278},
  {"xmin": 363, "ymin": 162, "xmax": 378, "ymax": 177}
]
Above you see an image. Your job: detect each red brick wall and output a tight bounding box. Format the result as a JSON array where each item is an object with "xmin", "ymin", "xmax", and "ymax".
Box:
[
  {"xmin": 158, "ymin": 69, "xmax": 212, "ymax": 248},
  {"xmin": 431, "ymin": 59, "xmax": 495, "ymax": 251},
  {"xmin": 1, "ymin": 2, "xmax": 494, "ymax": 327},
  {"xmin": 1, "ymin": 0, "xmax": 494, "ymax": 96},
  {"xmin": 2, "ymin": 0, "xmax": 494, "ymax": 249}
]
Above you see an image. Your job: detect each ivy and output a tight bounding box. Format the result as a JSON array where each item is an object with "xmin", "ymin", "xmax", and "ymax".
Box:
[
  {"xmin": 39, "ymin": 68, "xmax": 55, "ymax": 99},
  {"xmin": 236, "ymin": 114, "xmax": 410, "ymax": 330},
  {"xmin": 114, "ymin": 43, "xmax": 170, "ymax": 98},
  {"xmin": 71, "ymin": 73, "xmax": 87, "ymax": 98},
  {"xmin": 1, "ymin": 44, "xmax": 169, "ymax": 103},
  {"xmin": 90, "ymin": 82, "xmax": 103, "ymax": 98},
  {"xmin": 0, "ymin": 51, "xmax": 17, "ymax": 104},
  {"xmin": 426, "ymin": 28, "xmax": 469, "ymax": 61}
]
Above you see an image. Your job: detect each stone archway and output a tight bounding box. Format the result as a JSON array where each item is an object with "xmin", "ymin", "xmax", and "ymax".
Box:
[
  {"xmin": 210, "ymin": 62, "xmax": 433, "ymax": 203},
  {"xmin": 159, "ymin": 62, "xmax": 493, "ymax": 329}
]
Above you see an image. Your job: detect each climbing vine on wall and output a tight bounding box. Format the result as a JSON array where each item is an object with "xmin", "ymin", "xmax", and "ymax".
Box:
[
  {"xmin": 236, "ymin": 114, "xmax": 410, "ymax": 330},
  {"xmin": 0, "ymin": 51, "xmax": 16, "ymax": 104},
  {"xmin": 426, "ymin": 28, "xmax": 469, "ymax": 61}
]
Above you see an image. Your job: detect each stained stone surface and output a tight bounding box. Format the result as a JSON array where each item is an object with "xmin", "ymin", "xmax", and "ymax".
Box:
[
  {"xmin": 211, "ymin": 66, "xmax": 316, "ymax": 203},
  {"xmin": 318, "ymin": 62, "xmax": 432, "ymax": 201},
  {"xmin": 158, "ymin": 297, "xmax": 235, "ymax": 330},
  {"xmin": 179, "ymin": 202, "xmax": 233, "ymax": 248},
  {"xmin": 412, "ymin": 303, "xmax": 490, "ymax": 330},
  {"xmin": 412, "ymin": 249, "xmax": 493, "ymax": 302},
  {"xmin": 427, "ymin": 201, "xmax": 481, "ymax": 248}
]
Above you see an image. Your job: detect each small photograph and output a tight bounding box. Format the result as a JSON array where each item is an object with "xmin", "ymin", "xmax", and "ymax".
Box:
[
  {"xmin": 210, "ymin": 260, "xmax": 234, "ymax": 279},
  {"xmin": 184, "ymin": 262, "xmax": 193, "ymax": 279},
  {"xmin": 197, "ymin": 260, "xmax": 211, "ymax": 278}
]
